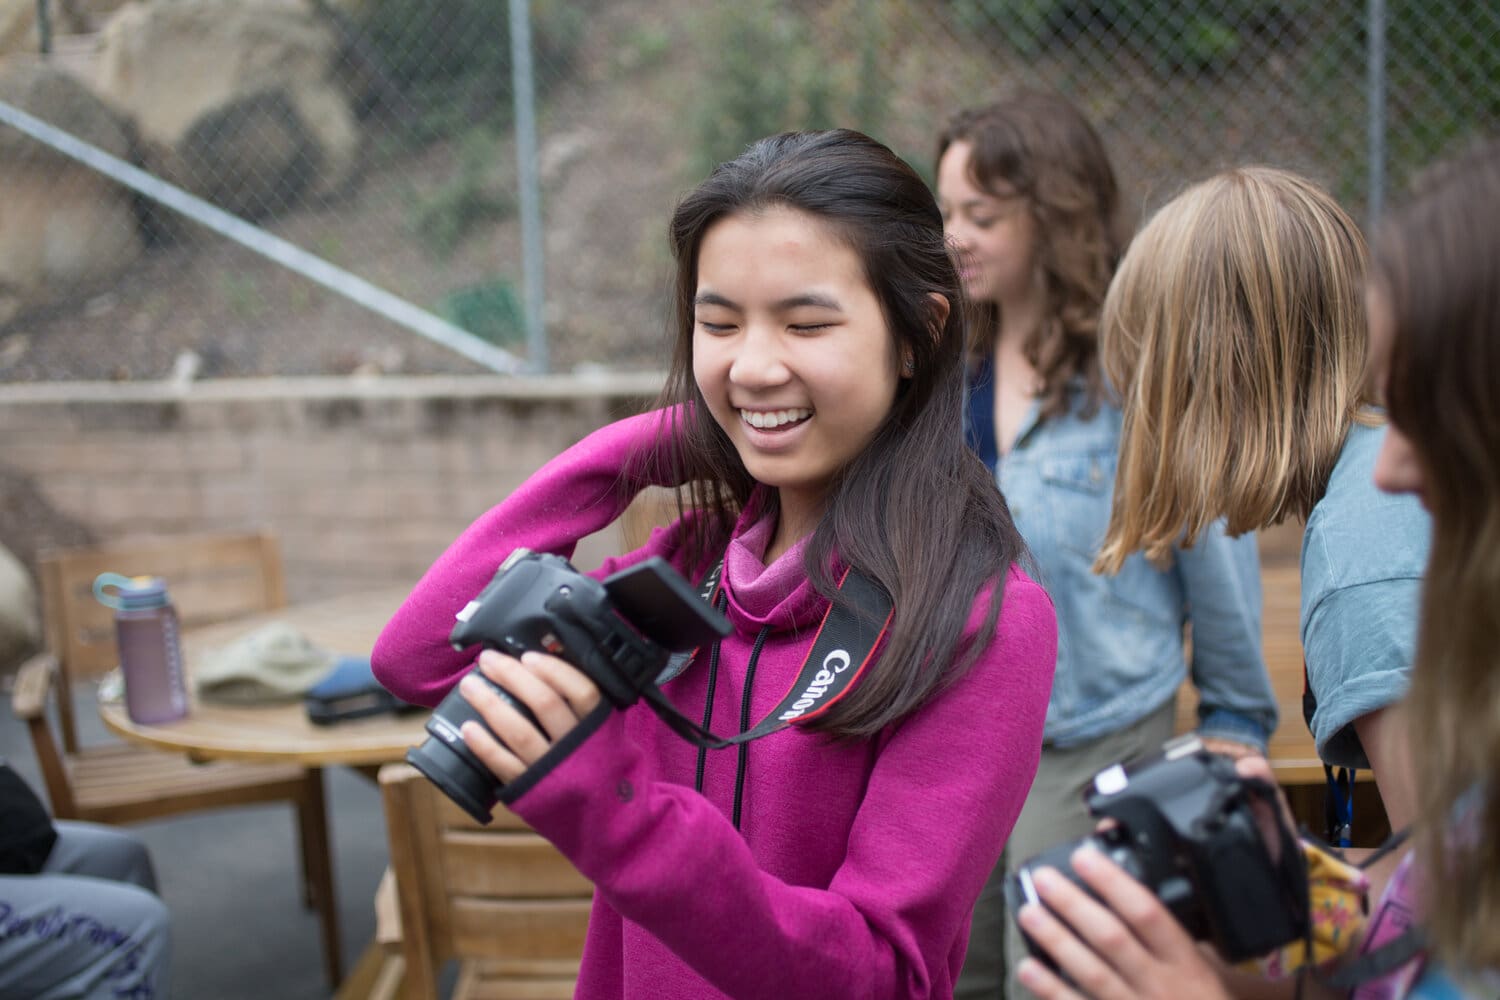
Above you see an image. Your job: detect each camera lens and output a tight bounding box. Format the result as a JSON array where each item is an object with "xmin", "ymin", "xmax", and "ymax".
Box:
[
  {"xmin": 406, "ymin": 732, "xmax": 501, "ymax": 825},
  {"xmin": 404, "ymin": 666, "xmax": 543, "ymax": 824}
]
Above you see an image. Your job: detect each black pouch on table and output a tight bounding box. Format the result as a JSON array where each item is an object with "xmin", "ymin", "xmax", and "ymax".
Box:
[{"xmin": 304, "ymin": 656, "xmax": 420, "ymax": 725}]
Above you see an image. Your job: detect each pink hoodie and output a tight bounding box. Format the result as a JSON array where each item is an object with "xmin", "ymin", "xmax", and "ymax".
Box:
[{"xmin": 373, "ymin": 410, "xmax": 1057, "ymax": 999}]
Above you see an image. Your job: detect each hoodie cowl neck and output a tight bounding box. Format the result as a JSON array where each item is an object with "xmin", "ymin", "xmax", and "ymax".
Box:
[{"xmin": 719, "ymin": 487, "xmax": 830, "ymax": 634}]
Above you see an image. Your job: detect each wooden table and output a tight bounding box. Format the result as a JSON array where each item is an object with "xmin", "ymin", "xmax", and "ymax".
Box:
[
  {"xmin": 98, "ymin": 587, "xmax": 428, "ymax": 769},
  {"xmin": 96, "ymin": 586, "xmax": 428, "ymax": 990}
]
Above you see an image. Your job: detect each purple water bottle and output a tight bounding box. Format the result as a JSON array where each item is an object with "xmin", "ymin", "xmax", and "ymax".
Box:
[{"xmin": 93, "ymin": 573, "xmax": 189, "ymax": 725}]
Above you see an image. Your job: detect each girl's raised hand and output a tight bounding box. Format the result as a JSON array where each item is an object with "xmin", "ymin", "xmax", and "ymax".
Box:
[
  {"xmin": 1014, "ymin": 847, "xmax": 1233, "ymax": 1000},
  {"xmin": 458, "ymin": 649, "xmax": 603, "ymax": 783}
]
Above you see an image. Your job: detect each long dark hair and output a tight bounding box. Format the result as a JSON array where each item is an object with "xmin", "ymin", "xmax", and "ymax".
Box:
[
  {"xmin": 1377, "ymin": 137, "xmax": 1500, "ymax": 969},
  {"xmin": 936, "ymin": 91, "xmax": 1124, "ymax": 420},
  {"xmin": 650, "ymin": 129, "xmax": 1026, "ymax": 738}
]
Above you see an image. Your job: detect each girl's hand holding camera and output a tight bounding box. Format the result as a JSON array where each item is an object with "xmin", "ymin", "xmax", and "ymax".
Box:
[
  {"xmin": 1017, "ymin": 754, "xmax": 1298, "ymax": 1000},
  {"xmin": 1015, "ymin": 847, "xmax": 1232, "ymax": 1000},
  {"xmin": 458, "ymin": 649, "xmax": 602, "ymax": 783}
]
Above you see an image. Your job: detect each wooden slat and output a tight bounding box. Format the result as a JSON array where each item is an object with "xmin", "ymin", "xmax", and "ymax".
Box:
[
  {"xmin": 440, "ymin": 831, "xmax": 592, "ymax": 897},
  {"xmin": 374, "ymin": 868, "xmax": 402, "ymax": 946},
  {"xmin": 449, "ymin": 899, "xmax": 592, "ymax": 961},
  {"xmin": 459, "ymin": 969, "xmax": 578, "ymax": 1000},
  {"xmin": 432, "ymin": 792, "xmax": 533, "ymax": 832},
  {"xmin": 469, "ymin": 959, "xmax": 581, "ymax": 978},
  {"xmin": 10, "ymin": 652, "xmax": 53, "ymax": 720},
  {"xmin": 68, "ymin": 744, "xmax": 306, "ymax": 822}
]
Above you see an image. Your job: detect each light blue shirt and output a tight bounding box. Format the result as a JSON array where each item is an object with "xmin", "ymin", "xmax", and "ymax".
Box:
[
  {"xmin": 1300, "ymin": 420, "xmax": 1431, "ymax": 769},
  {"xmin": 967, "ymin": 366, "xmax": 1277, "ymax": 748}
]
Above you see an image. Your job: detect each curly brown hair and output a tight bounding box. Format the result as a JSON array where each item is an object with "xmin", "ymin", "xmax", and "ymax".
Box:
[{"xmin": 935, "ymin": 91, "xmax": 1124, "ymax": 420}]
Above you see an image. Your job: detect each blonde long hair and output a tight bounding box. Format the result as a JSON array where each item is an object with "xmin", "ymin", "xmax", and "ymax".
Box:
[
  {"xmin": 1378, "ymin": 138, "xmax": 1500, "ymax": 969},
  {"xmin": 1094, "ymin": 167, "xmax": 1370, "ymax": 573}
]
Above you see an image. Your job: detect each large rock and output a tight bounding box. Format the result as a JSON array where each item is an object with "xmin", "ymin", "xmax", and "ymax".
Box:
[
  {"xmin": 68, "ymin": 0, "xmax": 133, "ymax": 30},
  {"xmin": 0, "ymin": 0, "xmax": 38, "ymax": 56},
  {"xmin": 0, "ymin": 541, "xmax": 40, "ymax": 675},
  {"xmin": 94, "ymin": 0, "xmax": 361, "ymax": 214},
  {"xmin": 0, "ymin": 60, "xmax": 144, "ymax": 325},
  {"xmin": 0, "ymin": 0, "xmax": 115, "ymax": 57}
]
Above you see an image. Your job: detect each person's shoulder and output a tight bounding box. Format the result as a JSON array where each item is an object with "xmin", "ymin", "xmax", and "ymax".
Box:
[
  {"xmin": 949, "ymin": 567, "xmax": 1057, "ymax": 709},
  {"xmin": 1302, "ymin": 424, "xmax": 1430, "ymax": 594},
  {"xmin": 969, "ymin": 566, "xmax": 1057, "ymax": 655}
]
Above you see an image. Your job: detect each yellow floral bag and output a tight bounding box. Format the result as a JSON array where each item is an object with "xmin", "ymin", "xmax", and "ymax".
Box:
[{"xmin": 1242, "ymin": 839, "xmax": 1370, "ymax": 978}]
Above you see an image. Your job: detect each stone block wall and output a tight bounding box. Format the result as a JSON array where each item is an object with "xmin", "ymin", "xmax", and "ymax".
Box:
[{"xmin": 0, "ymin": 374, "xmax": 663, "ymax": 600}]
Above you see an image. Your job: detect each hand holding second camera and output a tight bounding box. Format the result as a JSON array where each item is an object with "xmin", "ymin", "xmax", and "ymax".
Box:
[
  {"xmin": 459, "ymin": 649, "xmax": 602, "ymax": 784},
  {"xmin": 1014, "ymin": 749, "xmax": 1305, "ymax": 1000},
  {"xmin": 1015, "ymin": 848, "xmax": 1233, "ymax": 1000}
]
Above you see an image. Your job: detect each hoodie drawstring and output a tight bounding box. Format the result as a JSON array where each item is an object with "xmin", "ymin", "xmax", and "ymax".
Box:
[
  {"xmin": 732, "ymin": 626, "xmax": 771, "ymax": 831},
  {"xmin": 693, "ymin": 591, "xmax": 729, "ymax": 795},
  {"xmin": 689, "ymin": 597, "xmax": 771, "ymax": 832}
]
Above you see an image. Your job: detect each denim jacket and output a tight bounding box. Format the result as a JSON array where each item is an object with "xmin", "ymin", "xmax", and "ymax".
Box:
[{"xmin": 968, "ymin": 361, "xmax": 1277, "ymax": 748}]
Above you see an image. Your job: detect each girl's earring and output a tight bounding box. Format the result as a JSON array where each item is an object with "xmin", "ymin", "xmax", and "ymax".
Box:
[{"xmin": 902, "ymin": 356, "xmax": 915, "ymax": 376}]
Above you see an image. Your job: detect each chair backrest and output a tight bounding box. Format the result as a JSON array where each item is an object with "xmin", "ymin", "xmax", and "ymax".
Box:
[
  {"xmin": 37, "ymin": 531, "xmax": 287, "ymax": 752},
  {"xmin": 378, "ymin": 763, "xmax": 592, "ymax": 1000}
]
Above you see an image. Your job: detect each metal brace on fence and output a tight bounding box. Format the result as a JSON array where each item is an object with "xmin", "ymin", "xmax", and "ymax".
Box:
[{"xmin": 0, "ymin": 97, "xmax": 526, "ymax": 375}]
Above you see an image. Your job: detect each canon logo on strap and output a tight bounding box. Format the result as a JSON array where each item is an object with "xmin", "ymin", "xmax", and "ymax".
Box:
[
  {"xmin": 778, "ymin": 648, "xmax": 853, "ymax": 721},
  {"xmin": 639, "ymin": 560, "xmax": 891, "ymax": 750}
]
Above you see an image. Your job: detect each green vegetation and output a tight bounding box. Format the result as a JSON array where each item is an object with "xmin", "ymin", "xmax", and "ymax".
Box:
[
  {"xmin": 689, "ymin": 1, "xmax": 893, "ymax": 176},
  {"xmin": 356, "ymin": 0, "xmax": 592, "ymax": 147},
  {"xmin": 438, "ymin": 279, "xmax": 526, "ymax": 347},
  {"xmin": 1306, "ymin": 0, "xmax": 1500, "ymax": 209},
  {"xmin": 406, "ymin": 129, "xmax": 516, "ymax": 258},
  {"xmin": 946, "ymin": 0, "xmax": 1297, "ymax": 74}
]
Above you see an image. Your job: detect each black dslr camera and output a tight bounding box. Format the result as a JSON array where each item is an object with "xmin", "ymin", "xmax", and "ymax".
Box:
[
  {"xmin": 406, "ymin": 548, "xmax": 730, "ymax": 823},
  {"xmin": 1007, "ymin": 734, "xmax": 1308, "ymax": 965}
]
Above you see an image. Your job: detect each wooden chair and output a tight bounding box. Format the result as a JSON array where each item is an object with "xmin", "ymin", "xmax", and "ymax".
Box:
[
  {"xmin": 375, "ymin": 762, "xmax": 593, "ymax": 1000},
  {"xmin": 15, "ymin": 531, "xmax": 343, "ymax": 986}
]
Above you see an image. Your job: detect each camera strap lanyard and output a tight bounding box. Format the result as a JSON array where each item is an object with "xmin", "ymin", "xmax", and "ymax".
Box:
[
  {"xmin": 1303, "ymin": 656, "xmax": 1358, "ymax": 847},
  {"xmin": 643, "ymin": 557, "xmax": 893, "ymax": 750}
]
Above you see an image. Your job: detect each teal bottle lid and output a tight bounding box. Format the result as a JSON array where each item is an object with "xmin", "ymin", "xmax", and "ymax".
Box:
[{"xmin": 93, "ymin": 573, "xmax": 170, "ymax": 611}]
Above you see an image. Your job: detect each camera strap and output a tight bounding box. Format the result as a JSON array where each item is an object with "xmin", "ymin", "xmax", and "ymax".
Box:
[
  {"xmin": 1302, "ymin": 656, "xmax": 1359, "ymax": 847},
  {"xmin": 642, "ymin": 557, "xmax": 893, "ymax": 750}
]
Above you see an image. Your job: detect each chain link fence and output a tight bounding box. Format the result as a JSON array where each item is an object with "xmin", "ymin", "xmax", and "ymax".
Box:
[{"xmin": 0, "ymin": 0, "xmax": 1494, "ymax": 382}]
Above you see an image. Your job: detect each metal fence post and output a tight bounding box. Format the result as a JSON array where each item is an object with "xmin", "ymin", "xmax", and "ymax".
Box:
[
  {"xmin": 1367, "ymin": 0, "xmax": 1388, "ymax": 230},
  {"xmin": 36, "ymin": 0, "xmax": 51, "ymax": 55},
  {"xmin": 509, "ymin": 0, "xmax": 548, "ymax": 373}
]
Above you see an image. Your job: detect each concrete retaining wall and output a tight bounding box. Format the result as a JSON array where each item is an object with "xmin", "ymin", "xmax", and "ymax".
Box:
[{"xmin": 0, "ymin": 374, "xmax": 663, "ymax": 599}]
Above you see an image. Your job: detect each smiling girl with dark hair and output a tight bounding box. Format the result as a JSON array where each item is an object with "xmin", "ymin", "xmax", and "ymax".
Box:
[{"xmin": 373, "ymin": 129, "xmax": 1057, "ymax": 1000}]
